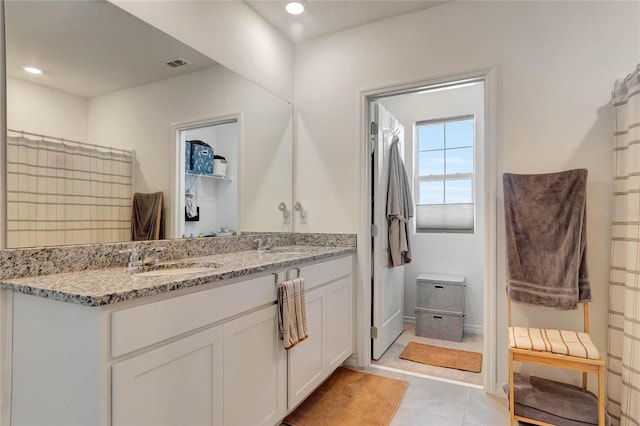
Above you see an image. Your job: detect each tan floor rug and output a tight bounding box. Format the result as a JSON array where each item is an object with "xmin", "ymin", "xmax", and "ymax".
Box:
[
  {"xmin": 400, "ymin": 341, "xmax": 482, "ymax": 373},
  {"xmin": 283, "ymin": 367, "xmax": 409, "ymax": 426}
]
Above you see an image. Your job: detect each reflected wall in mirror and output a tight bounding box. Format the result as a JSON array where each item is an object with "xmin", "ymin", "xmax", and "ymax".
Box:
[{"xmin": 3, "ymin": 0, "xmax": 293, "ymax": 248}]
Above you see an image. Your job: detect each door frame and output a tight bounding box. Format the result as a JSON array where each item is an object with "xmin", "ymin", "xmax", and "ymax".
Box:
[
  {"xmin": 355, "ymin": 67, "xmax": 498, "ymax": 394},
  {"xmin": 170, "ymin": 114, "xmax": 242, "ymax": 240}
]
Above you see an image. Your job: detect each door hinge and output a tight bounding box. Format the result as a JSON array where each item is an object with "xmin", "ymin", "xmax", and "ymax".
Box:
[
  {"xmin": 369, "ymin": 122, "xmax": 377, "ymax": 155},
  {"xmin": 371, "ymin": 326, "xmax": 378, "ymax": 339},
  {"xmin": 371, "ymin": 224, "xmax": 378, "ymax": 237}
]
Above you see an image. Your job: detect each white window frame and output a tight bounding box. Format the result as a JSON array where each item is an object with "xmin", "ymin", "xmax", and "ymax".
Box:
[{"xmin": 415, "ymin": 114, "xmax": 475, "ymax": 233}]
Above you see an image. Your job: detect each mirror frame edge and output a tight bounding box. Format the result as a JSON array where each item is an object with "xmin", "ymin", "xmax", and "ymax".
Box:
[{"xmin": 1, "ymin": 0, "xmax": 7, "ymax": 250}]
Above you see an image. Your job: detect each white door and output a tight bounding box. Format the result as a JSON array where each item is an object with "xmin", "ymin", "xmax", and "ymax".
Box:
[
  {"xmin": 112, "ymin": 325, "xmax": 224, "ymax": 426},
  {"xmin": 371, "ymin": 102, "xmax": 406, "ymax": 360}
]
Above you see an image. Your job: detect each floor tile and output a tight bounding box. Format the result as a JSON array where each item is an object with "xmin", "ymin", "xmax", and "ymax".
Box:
[
  {"xmin": 463, "ymin": 388, "xmax": 510, "ymax": 425},
  {"xmin": 391, "ymin": 409, "xmax": 463, "ymax": 426},
  {"xmin": 398, "ymin": 375, "xmax": 470, "ymax": 422}
]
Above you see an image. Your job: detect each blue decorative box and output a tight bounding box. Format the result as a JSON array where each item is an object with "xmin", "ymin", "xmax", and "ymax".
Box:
[
  {"xmin": 185, "ymin": 141, "xmax": 192, "ymax": 172},
  {"xmin": 189, "ymin": 141, "xmax": 214, "ymax": 175}
]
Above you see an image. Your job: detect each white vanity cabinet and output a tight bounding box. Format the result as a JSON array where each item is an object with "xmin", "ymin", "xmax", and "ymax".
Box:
[
  {"xmin": 287, "ymin": 256, "xmax": 353, "ymax": 409},
  {"xmin": 223, "ymin": 305, "xmax": 286, "ymax": 426},
  {"xmin": 112, "ymin": 325, "xmax": 225, "ymax": 426},
  {"xmin": 5, "ymin": 253, "xmax": 353, "ymax": 426}
]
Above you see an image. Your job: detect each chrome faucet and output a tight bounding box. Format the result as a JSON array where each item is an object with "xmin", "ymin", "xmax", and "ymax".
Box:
[
  {"xmin": 119, "ymin": 248, "xmax": 141, "ymax": 268},
  {"xmin": 142, "ymin": 247, "xmax": 166, "ymax": 265},
  {"xmin": 255, "ymin": 238, "xmax": 279, "ymax": 252}
]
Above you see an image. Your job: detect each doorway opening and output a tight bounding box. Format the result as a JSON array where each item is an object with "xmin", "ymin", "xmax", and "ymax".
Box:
[
  {"xmin": 172, "ymin": 116, "xmax": 239, "ymax": 240},
  {"xmin": 366, "ymin": 76, "xmax": 493, "ymax": 389}
]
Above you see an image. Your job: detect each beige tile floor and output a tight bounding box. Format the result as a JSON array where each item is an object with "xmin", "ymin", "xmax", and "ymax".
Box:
[
  {"xmin": 363, "ymin": 366, "xmax": 511, "ymax": 426},
  {"xmin": 372, "ymin": 322, "xmax": 484, "ymax": 386}
]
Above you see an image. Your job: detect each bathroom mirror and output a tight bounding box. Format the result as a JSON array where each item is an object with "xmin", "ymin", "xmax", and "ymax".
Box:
[{"xmin": 2, "ymin": 0, "xmax": 293, "ymax": 248}]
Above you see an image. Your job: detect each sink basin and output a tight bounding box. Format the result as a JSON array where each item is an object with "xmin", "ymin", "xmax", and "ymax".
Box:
[
  {"xmin": 260, "ymin": 251, "xmax": 301, "ymax": 256},
  {"xmin": 131, "ymin": 261, "xmax": 221, "ymax": 277},
  {"xmin": 133, "ymin": 267, "xmax": 214, "ymax": 277},
  {"xmin": 263, "ymin": 246, "xmax": 316, "ymax": 254}
]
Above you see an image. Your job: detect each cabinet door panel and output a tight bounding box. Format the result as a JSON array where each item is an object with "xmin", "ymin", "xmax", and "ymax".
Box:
[
  {"xmin": 112, "ymin": 326, "xmax": 223, "ymax": 426},
  {"xmin": 287, "ymin": 287, "xmax": 325, "ymax": 409},
  {"xmin": 223, "ymin": 304, "xmax": 286, "ymax": 426},
  {"xmin": 325, "ymin": 276, "xmax": 353, "ymax": 370}
]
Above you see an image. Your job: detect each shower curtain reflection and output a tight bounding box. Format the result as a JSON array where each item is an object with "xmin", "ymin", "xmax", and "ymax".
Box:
[{"xmin": 6, "ymin": 130, "xmax": 134, "ymax": 247}]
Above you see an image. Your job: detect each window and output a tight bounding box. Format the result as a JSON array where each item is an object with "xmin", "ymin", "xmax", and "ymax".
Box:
[{"xmin": 415, "ymin": 116, "xmax": 475, "ymax": 233}]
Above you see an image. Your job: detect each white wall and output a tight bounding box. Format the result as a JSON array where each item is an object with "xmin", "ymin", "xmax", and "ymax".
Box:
[
  {"xmin": 381, "ymin": 82, "xmax": 485, "ymax": 332},
  {"xmin": 293, "ymin": 1, "xmax": 640, "ymax": 393},
  {"xmin": 109, "ymin": 0, "xmax": 294, "ymax": 103},
  {"xmin": 7, "ymin": 77, "xmax": 88, "ymax": 141},
  {"xmin": 88, "ymin": 64, "xmax": 292, "ymax": 237}
]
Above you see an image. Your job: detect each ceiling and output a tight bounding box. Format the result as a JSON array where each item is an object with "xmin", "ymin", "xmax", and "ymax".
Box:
[
  {"xmin": 4, "ymin": 0, "xmax": 448, "ymax": 98},
  {"xmin": 245, "ymin": 0, "xmax": 448, "ymax": 43},
  {"xmin": 5, "ymin": 0, "xmax": 216, "ymax": 98}
]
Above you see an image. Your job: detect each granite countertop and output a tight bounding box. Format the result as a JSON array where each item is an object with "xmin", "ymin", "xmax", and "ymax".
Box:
[{"xmin": 0, "ymin": 245, "xmax": 355, "ymax": 307}]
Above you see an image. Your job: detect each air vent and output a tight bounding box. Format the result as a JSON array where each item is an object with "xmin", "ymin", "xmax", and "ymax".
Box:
[{"xmin": 166, "ymin": 58, "xmax": 190, "ymax": 68}]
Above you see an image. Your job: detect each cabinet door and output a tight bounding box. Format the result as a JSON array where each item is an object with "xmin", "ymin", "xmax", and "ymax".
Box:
[
  {"xmin": 287, "ymin": 286, "xmax": 325, "ymax": 409},
  {"xmin": 223, "ymin": 304, "xmax": 286, "ymax": 426},
  {"xmin": 325, "ymin": 276, "xmax": 353, "ymax": 370},
  {"xmin": 112, "ymin": 325, "xmax": 223, "ymax": 426}
]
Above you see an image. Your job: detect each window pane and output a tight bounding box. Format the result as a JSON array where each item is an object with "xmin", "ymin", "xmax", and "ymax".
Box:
[
  {"xmin": 419, "ymin": 180, "xmax": 443, "ymax": 204},
  {"xmin": 445, "ymin": 179, "xmax": 472, "ymax": 203},
  {"xmin": 419, "ymin": 150, "xmax": 444, "ymax": 176},
  {"xmin": 446, "ymin": 147, "xmax": 473, "ymax": 174},
  {"xmin": 445, "ymin": 119, "xmax": 473, "ymax": 148},
  {"xmin": 418, "ymin": 124, "xmax": 444, "ymax": 151}
]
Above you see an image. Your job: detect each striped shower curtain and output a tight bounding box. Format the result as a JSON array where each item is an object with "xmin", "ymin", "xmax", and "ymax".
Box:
[
  {"xmin": 6, "ymin": 133, "xmax": 134, "ymax": 248},
  {"xmin": 609, "ymin": 64, "xmax": 640, "ymax": 426}
]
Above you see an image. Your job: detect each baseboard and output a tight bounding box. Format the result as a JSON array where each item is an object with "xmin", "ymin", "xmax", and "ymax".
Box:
[
  {"xmin": 464, "ymin": 323, "xmax": 483, "ymax": 335},
  {"xmin": 403, "ymin": 315, "xmax": 483, "ymax": 335}
]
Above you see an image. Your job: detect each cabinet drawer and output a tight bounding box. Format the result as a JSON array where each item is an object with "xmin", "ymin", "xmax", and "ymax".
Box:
[
  {"xmin": 300, "ymin": 255, "xmax": 352, "ymax": 291},
  {"xmin": 111, "ymin": 274, "xmax": 275, "ymax": 357},
  {"xmin": 416, "ymin": 273, "xmax": 465, "ymax": 313},
  {"xmin": 415, "ymin": 307, "xmax": 463, "ymax": 342},
  {"xmin": 417, "ymin": 281, "xmax": 464, "ymax": 313}
]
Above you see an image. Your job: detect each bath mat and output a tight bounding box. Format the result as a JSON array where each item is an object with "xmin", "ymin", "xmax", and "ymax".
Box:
[
  {"xmin": 283, "ymin": 367, "xmax": 408, "ymax": 426},
  {"xmin": 399, "ymin": 342, "xmax": 482, "ymax": 373}
]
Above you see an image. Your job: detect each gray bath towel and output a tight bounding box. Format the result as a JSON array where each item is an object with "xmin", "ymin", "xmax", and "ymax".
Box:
[
  {"xmin": 387, "ymin": 136, "xmax": 414, "ymax": 267},
  {"xmin": 503, "ymin": 169, "xmax": 590, "ymax": 310},
  {"xmin": 504, "ymin": 373, "xmax": 610, "ymax": 426}
]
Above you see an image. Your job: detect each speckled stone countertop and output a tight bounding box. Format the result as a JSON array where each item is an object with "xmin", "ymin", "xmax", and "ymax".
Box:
[{"xmin": 0, "ymin": 245, "xmax": 355, "ymax": 307}]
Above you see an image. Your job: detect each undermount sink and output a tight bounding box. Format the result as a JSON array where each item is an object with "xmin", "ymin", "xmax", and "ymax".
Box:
[
  {"xmin": 131, "ymin": 261, "xmax": 221, "ymax": 277},
  {"xmin": 262, "ymin": 246, "xmax": 316, "ymax": 254},
  {"xmin": 259, "ymin": 250, "xmax": 300, "ymax": 255},
  {"xmin": 133, "ymin": 267, "xmax": 214, "ymax": 277}
]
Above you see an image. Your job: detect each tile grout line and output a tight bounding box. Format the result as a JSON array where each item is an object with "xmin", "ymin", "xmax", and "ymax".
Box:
[{"xmin": 461, "ymin": 387, "xmax": 471, "ymax": 425}]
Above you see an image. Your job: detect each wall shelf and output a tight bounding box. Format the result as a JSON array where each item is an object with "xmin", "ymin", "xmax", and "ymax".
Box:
[{"xmin": 186, "ymin": 172, "xmax": 232, "ymax": 181}]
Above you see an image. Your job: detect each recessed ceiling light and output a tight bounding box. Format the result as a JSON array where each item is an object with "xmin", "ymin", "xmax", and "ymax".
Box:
[
  {"xmin": 24, "ymin": 66, "xmax": 42, "ymax": 75},
  {"xmin": 285, "ymin": 1, "xmax": 304, "ymax": 15}
]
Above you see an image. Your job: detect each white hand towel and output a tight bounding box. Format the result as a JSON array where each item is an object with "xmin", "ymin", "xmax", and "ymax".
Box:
[
  {"xmin": 278, "ymin": 278, "xmax": 308, "ymax": 350},
  {"xmin": 185, "ymin": 190, "xmax": 197, "ymax": 218}
]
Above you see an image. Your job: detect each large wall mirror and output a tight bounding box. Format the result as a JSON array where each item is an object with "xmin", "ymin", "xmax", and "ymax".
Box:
[{"xmin": 3, "ymin": 0, "xmax": 293, "ymax": 248}]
